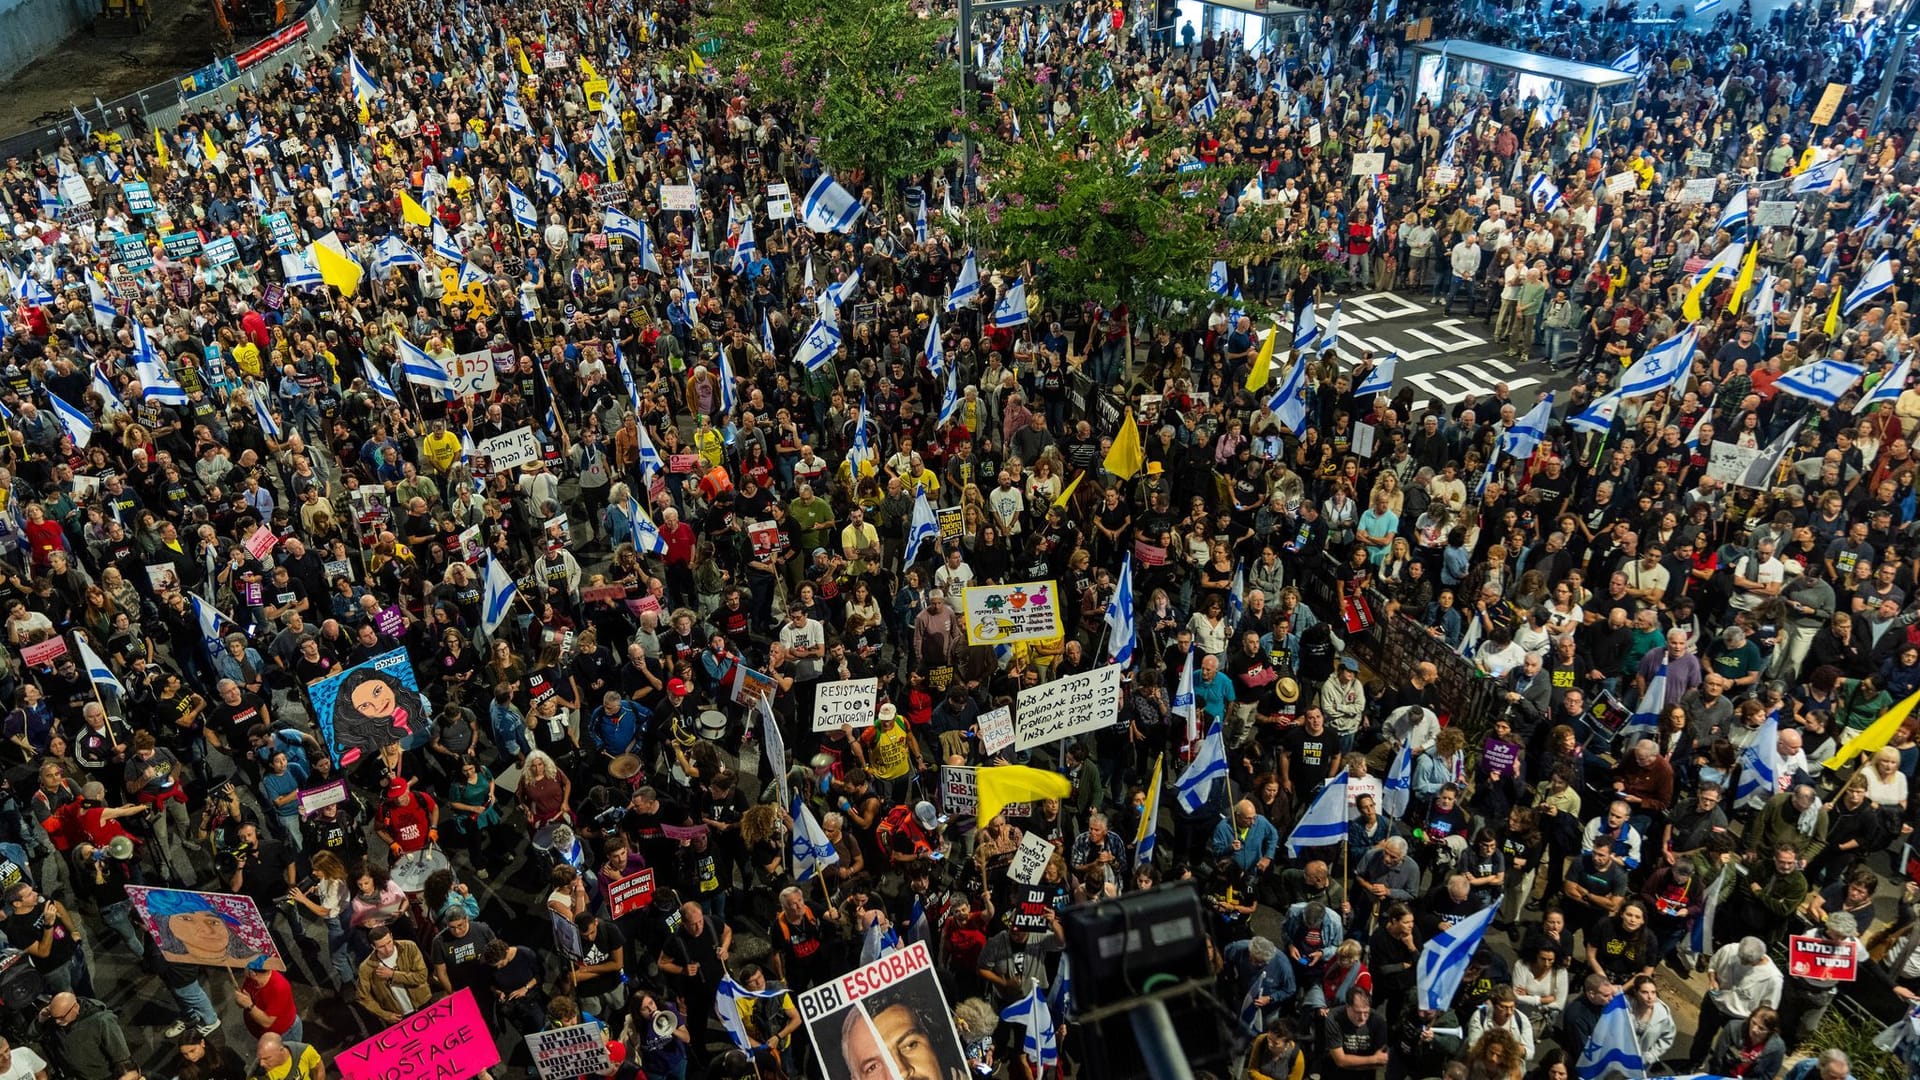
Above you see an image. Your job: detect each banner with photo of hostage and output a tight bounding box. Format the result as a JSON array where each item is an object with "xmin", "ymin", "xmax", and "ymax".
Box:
[
  {"xmin": 307, "ymin": 648, "xmax": 434, "ymax": 767},
  {"xmin": 125, "ymin": 887, "xmax": 285, "ymax": 971},
  {"xmin": 798, "ymin": 943, "xmax": 969, "ymax": 1080}
]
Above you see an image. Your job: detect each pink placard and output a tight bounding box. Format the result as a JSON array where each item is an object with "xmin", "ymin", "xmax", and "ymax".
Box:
[
  {"xmin": 20, "ymin": 637, "xmax": 67, "ymax": 667},
  {"xmin": 244, "ymin": 529, "xmax": 278, "ymax": 561},
  {"xmin": 336, "ymin": 988, "xmax": 500, "ymax": 1080},
  {"xmin": 661, "ymin": 822, "xmax": 708, "ymax": 841}
]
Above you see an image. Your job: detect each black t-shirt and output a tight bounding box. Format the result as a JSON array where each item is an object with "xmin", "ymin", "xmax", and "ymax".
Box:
[
  {"xmin": 662, "ymin": 920, "xmax": 723, "ymax": 993},
  {"xmin": 574, "ymin": 921, "xmax": 627, "ymax": 996},
  {"xmin": 1321, "ymin": 1008, "xmax": 1388, "ymax": 1080},
  {"xmin": 235, "ymin": 840, "xmax": 295, "ymax": 907},
  {"xmin": 430, "ymin": 921, "xmax": 499, "ymax": 990},
  {"xmin": 4, "ymin": 902, "xmax": 75, "ymax": 970},
  {"xmin": 1280, "ymin": 726, "xmax": 1337, "ymax": 792}
]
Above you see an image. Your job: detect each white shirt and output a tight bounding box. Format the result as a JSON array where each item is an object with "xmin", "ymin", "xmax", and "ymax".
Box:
[
  {"xmin": 1731, "ymin": 555, "xmax": 1785, "ymax": 610},
  {"xmin": 934, "ymin": 561, "xmax": 975, "ymax": 593},
  {"xmin": 779, "ymin": 618, "xmax": 826, "ymax": 682},
  {"xmin": 0, "ymin": 1045, "xmax": 46, "ymax": 1080}
]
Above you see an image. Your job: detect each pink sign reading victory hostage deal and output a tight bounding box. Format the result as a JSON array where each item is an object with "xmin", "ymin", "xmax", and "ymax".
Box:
[{"xmin": 336, "ymin": 988, "xmax": 500, "ymax": 1080}]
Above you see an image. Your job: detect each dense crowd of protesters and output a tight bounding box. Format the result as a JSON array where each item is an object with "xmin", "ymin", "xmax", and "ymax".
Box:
[{"xmin": 0, "ymin": 0, "xmax": 1913, "ymax": 1077}]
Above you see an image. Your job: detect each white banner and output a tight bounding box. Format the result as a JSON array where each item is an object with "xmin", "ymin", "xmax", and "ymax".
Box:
[
  {"xmin": 475, "ymin": 427, "xmax": 542, "ymax": 473},
  {"xmin": 659, "ymin": 184, "xmax": 699, "ymax": 210},
  {"xmin": 1706, "ymin": 440, "xmax": 1763, "ymax": 485},
  {"xmin": 448, "ymin": 349, "xmax": 500, "ymax": 398},
  {"xmin": 1009, "ymin": 831, "xmax": 1054, "ymax": 885},
  {"xmin": 1014, "ymin": 665, "xmax": 1123, "ymax": 750},
  {"xmin": 1678, "ymin": 177, "xmax": 1719, "ymax": 204},
  {"xmin": 1754, "ymin": 200, "xmax": 1800, "ymax": 227},
  {"xmin": 960, "ymin": 582, "xmax": 1065, "ymax": 646},
  {"xmin": 811, "ymin": 677, "xmax": 879, "ymax": 732},
  {"xmin": 977, "ymin": 706, "xmax": 1015, "ymax": 756},
  {"xmin": 526, "ymin": 1022, "xmax": 611, "ymax": 1080}
]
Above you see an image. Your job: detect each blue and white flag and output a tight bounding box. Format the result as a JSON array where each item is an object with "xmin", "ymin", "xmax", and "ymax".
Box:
[
  {"xmin": 537, "ymin": 152, "xmax": 564, "ymax": 197},
  {"xmin": 1355, "ymin": 351, "xmax": 1397, "ymax": 397},
  {"xmin": 938, "ymin": 364, "xmax": 960, "ymax": 428},
  {"xmin": 1717, "ymin": 188, "xmax": 1750, "ymax": 233},
  {"xmin": 904, "ymin": 487, "xmax": 939, "ymax": 565},
  {"xmin": 374, "ymin": 236, "xmax": 423, "ymax": 274},
  {"xmin": 1575, "ymin": 992, "xmax": 1646, "ymax": 1080},
  {"xmin": 1266, "ymin": 355, "xmax": 1309, "ymax": 436},
  {"xmin": 1844, "ymin": 252, "xmax": 1895, "ymax": 316},
  {"xmin": 761, "ymin": 312, "xmax": 778, "ymax": 357},
  {"xmin": 1589, "ymin": 224, "xmax": 1612, "ymax": 271},
  {"xmin": 46, "ymin": 392, "xmax": 93, "ymax": 448},
  {"xmin": 12, "ymin": 275, "xmax": 51, "ymax": 306},
  {"xmin": 503, "ymin": 94, "xmax": 533, "ymax": 134},
  {"xmin": 1106, "ymin": 555, "xmax": 1135, "ymax": 665},
  {"xmin": 398, "ymin": 336, "xmax": 452, "ymax": 390},
  {"xmin": 1176, "ymin": 721, "xmax": 1229, "ymax": 814},
  {"xmin": 348, "ymin": 49, "xmax": 381, "ymax": 100},
  {"xmin": 1382, "ymin": 740, "xmax": 1412, "ymax": 819},
  {"xmin": 791, "ymin": 793, "xmax": 841, "ymax": 881},
  {"xmin": 1189, "ymin": 77, "xmax": 1220, "ymax": 122},
  {"xmin": 1611, "ymin": 46, "xmax": 1642, "ymax": 75},
  {"xmin": 1775, "ymin": 358, "xmax": 1864, "ymax": 407},
  {"xmin": 1210, "ymin": 260, "xmax": 1229, "ymax": 296},
  {"xmin": 628, "ymin": 500, "xmax": 669, "ymax": 556},
  {"xmin": 949, "ymin": 250, "xmax": 981, "ymax": 310},
  {"xmin": 715, "ymin": 345, "xmax": 738, "ymax": 418},
  {"xmin": 363, "ymin": 358, "xmax": 399, "ymax": 403},
  {"xmin": 1000, "ymin": 985, "xmax": 1059, "ymax": 1073},
  {"xmin": 925, "ymin": 312, "xmax": 946, "ymax": 377},
  {"xmin": 252, "ymin": 391, "xmax": 281, "ymax": 439},
  {"xmin": 1172, "ymin": 647, "xmax": 1196, "ymax": 735},
  {"xmin": 75, "ymin": 634, "xmax": 125, "ymax": 697},
  {"xmin": 1791, "ymin": 157, "xmax": 1843, "ymax": 194},
  {"xmin": 136, "ymin": 356, "xmax": 188, "ymax": 406},
  {"xmin": 507, "ymin": 182, "xmax": 538, "ymax": 231},
  {"xmin": 481, "ymin": 552, "xmax": 518, "ymax": 635},
  {"xmin": 91, "ymin": 366, "xmax": 123, "ymax": 414},
  {"xmin": 1320, "ymin": 302, "xmax": 1342, "ymax": 350},
  {"xmin": 1528, "ymin": 172, "xmax": 1562, "ymax": 213},
  {"xmin": 801, "ymin": 173, "xmax": 863, "ymax": 233},
  {"xmin": 794, "ymin": 319, "xmax": 843, "ymax": 372},
  {"xmin": 431, "ymin": 220, "xmax": 465, "ymax": 263},
  {"xmin": 189, "ymin": 594, "xmax": 230, "ymax": 656},
  {"xmin": 714, "ymin": 976, "xmax": 789, "ymax": 1053},
  {"xmin": 1626, "ymin": 662, "xmax": 1666, "ymax": 736},
  {"xmin": 1735, "ymin": 714, "xmax": 1784, "ymax": 806},
  {"xmin": 1291, "ymin": 302, "xmax": 1319, "ymax": 352},
  {"xmin": 1416, "ymin": 902, "xmax": 1497, "ymax": 1012},
  {"xmin": 1285, "ymin": 770, "xmax": 1350, "ymax": 855},
  {"xmin": 1618, "ymin": 327, "xmax": 1698, "ymax": 398},
  {"xmin": 731, "ymin": 215, "xmax": 757, "ymax": 274},
  {"xmin": 1499, "ymin": 393, "xmax": 1555, "ymax": 460},
  {"xmin": 993, "ymin": 278, "xmax": 1030, "ymax": 327},
  {"xmin": 1856, "ymin": 355, "xmax": 1912, "ymax": 415},
  {"xmin": 1567, "ymin": 391, "xmax": 1621, "ymax": 436}
]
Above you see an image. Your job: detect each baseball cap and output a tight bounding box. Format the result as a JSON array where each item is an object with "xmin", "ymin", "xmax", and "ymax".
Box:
[
  {"xmin": 386, "ymin": 778, "xmax": 409, "ymax": 800},
  {"xmin": 668, "ymin": 678, "xmax": 690, "ymax": 696},
  {"xmin": 913, "ymin": 801, "xmax": 947, "ymax": 829},
  {"xmin": 1340, "ymin": 656, "xmax": 1359, "ymax": 671}
]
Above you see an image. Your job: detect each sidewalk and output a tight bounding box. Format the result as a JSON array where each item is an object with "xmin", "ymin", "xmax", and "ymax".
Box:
[{"xmin": 0, "ymin": 0, "xmax": 215, "ymax": 134}]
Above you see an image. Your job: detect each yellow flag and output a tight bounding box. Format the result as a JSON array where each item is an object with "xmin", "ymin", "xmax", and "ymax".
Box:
[
  {"xmin": 1052, "ymin": 470, "xmax": 1082, "ymax": 509},
  {"xmin": 977, "ymin": 765, "xmax": 1073, "ymax": 826},
  {"xmin": 1133, "ymin": 754, "xmax": 1164, "ymax": 857},
  {"xmin": 400, "ymin": 192, "xmax": 432, "ymax": 227},
  {"xmin": 1797, "ymin": 145, "xmax": 1818, "ymax": 175},
  {"xmin": 1105, "ymin": 410, "xmax": 1145, "ymax": 480},
  {"xmin": 1680, "ymin": 265, "xmax": 1715, "ymax": 323},
  {"xmin": 1726, "ymin": 241, "xmax": 1760, "ymax": 314},
  {"xmin": 1824, "ymin": 687, "xmax": 1920, "ymax": 769},
  {"xmin": 578, "ymin": 56, "xmax": 599, "ymax": 81},
  {"xmin": 689, "ymin": 47, "xmax": 706, "ymax": 73},
  {"xmin": 202, "ymin": 129, "xmax": 221, "ymax": 163},
  {"xmin": 153, "ymin": 127, "xmax": 169, "ymax": 169},
  {"xmin": 307, "ymin": 241, "xmax": 364, "ymax": 296},
  {"xmin": 1824, "ymin": 287, "xmax": 1844, "ymax": 336},
  {"xmin": 517, "ymin": 48, "xmax": 535, "ymax": 77},
  {"xmin": 1244, "ymin": 320, "xmax": 1279, "ymax": 392}
]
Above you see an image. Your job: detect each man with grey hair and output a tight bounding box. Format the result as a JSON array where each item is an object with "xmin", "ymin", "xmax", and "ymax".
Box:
[
  {"xmin": 1071, "ymin": 811, "xmax": 1127, "ymax": 880},
  {"xmin": 1786, "ymin": 1048, "xmax": 1854, "ymax": 1080},
  {"xmin": 1689, "ymin": 936, "xmax": 1782, "ymax": 1066},
  {"xmin": 1222, "ymin": 936, "xmax": 1292, "ymax": 1035},
  {"xmin": 1352, "ymin": 835, "xmax": 1419, "ymax": 934}
]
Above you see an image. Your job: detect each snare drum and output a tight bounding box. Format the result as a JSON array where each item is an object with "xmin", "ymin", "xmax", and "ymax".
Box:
[{"xmin": 388, "ymin": 847, "xmax": 450, "ymax": 893}]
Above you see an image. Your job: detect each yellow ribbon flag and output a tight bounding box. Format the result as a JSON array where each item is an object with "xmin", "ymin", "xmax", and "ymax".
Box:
[
  {"xmin": 1244, "ymin": 319, "xmax": 1279, "ymax": 392},
  {"xmin": 1824, "ymin": 687, "xmax": 1920, "ymax": 769},
  {"xmin": 977, "ymin": 765, "xmax": 1073, "ymax": 826},
  {"xmin": 578, "ymin": 56, "xmax": 599, "ymax": 81},
  {"xmin": 1133, "ymin": 754, "xmax": 1164, "ymax": 857},
  {"xmin": 1680, "ymin": 266, "xmax": 1715, "ymax": 323},
  {"xmin": 1105, "ymin": 409, "xmax": 1145, "ymax": 480},
  {"xmin": 517, "ymin": 48, "xmax": 535, "ymax": 77},
  {"xmin": 307, "ymin": 240, "xmax": 364, "ymax": 296},
  {"xmin": 202, "ymin": 129, "xmax": 222, "ymax": 164},
  {"xmin": 1726, "ymin": 241, "xmax": 1760, "ymax": 315},
  {"xmin": 1824, "ymin": 287, "xmax": 1844, "ymax": 336},
  {"xmin": 1052, "ymin": 470, "xmax": 1082, "ymax": 509},
  {"xmin": 400, "ymin": 192, "xmax": 432, "ymax": 227},
  {"xmin": 153, "ymin": 128, "xmax": 169, "ymax": 169},
  {"xmin": 689, "ymin": 47, "xmax": 706, "ymax": 73}
]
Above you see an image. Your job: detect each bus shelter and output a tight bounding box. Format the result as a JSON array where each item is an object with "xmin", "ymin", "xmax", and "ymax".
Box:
[
  {"xmin": 1408, "ymin": 39, "xmax": 1638, "ymax": 120},
  {"xmin": 1171, "ymin": 0, "xmax": 1313, "ymax": 55}
]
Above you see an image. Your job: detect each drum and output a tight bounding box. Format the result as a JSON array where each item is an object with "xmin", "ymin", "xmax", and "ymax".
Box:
[
  {"xmin": 388, "ymin": 847, "xmax": 450, "ymax": 893},
  {"xmin": 698, "ymin": 711, "xmax": 728, "ymax": 740},
  {"xmin": 531, "ymin": 822, "xmax": 558, "ymax": 853},
  {"xmin": 609, "ymin": 754, "xmax": 643, "ymax": 781}
]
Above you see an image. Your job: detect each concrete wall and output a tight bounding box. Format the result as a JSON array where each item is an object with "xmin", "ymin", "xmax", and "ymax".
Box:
[{"xmin": 0, "ymin": 0, "xmax": 102, "ymax": 85}]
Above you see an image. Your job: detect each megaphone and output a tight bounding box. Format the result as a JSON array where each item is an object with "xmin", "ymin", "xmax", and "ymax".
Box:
[
  {"xmin": 652, "ymin": 1011, "xmax": 677, "ymax": 1038},
  {"xmin": 104, "ymin": 835, "xmax": 135, "ymax": 861}
]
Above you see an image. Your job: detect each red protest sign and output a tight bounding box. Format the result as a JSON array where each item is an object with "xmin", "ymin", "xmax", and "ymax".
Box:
[
  {"xmin": 20, "ymin": 637, "xmax": 67, "ymax": 667},
  {"xmin": 1787, "ymin": 934, "xmax": 1858, "ymax": 981},
  {"xmin": 607, "ymin": 868, "xmax": 656, "ymax": 918}
]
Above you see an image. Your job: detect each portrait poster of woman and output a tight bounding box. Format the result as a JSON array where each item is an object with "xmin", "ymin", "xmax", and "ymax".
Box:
[
  {"xmin": 125, "ymin": 887, "xmax": 284, "ymax": 971},
  {"xmin": 307, "ymin": 648, "xmax": 435, "ymax": 767}
]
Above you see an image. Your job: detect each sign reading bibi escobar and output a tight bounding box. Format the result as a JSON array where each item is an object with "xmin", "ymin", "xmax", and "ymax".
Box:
[
  {"xmin": 1013, "ymin": 664, "xmax": 1123, "ymax": 749},
  {"xmin": 798, "ymin": 943, "xmax": 968, "ymax": 1080}
]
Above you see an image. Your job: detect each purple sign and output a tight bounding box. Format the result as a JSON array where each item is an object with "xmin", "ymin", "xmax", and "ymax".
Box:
[{"xmin": 376, "ymin": 606, "xmax": 404, "ymax": 638}]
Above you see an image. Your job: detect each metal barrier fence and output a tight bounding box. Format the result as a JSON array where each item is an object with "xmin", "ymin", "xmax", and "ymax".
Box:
[{"xmin": 0, "ymin": 0, "xmax": 341, "ymax": 164}]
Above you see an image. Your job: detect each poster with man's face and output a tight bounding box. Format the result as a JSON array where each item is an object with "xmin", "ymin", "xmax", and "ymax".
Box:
[{"xmin": 797, "ymin": 942, "xmax": 968, "ymax": 1080}]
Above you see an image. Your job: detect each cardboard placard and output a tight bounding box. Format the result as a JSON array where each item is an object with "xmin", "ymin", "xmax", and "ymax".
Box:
[
  {"xmin": 122, "ymin": 182, "xmax": 156, "ymax": 215},
  {"xmin": 1679, "ymin": 177, "xmax": 1718, "ymax": 204},
  {"xmin": 766, "ymin": 182, "xmax": 794, "ymax": 220},
  {"xmin": 1009, "ymin": 831, "xmax": 1054, "ymax": 885},
  {"xmin": 659, "ymin": 184, "xmax": 699, "ymax": 210},
  {"xmin": 124, "ymin": 887, "xmax": 285, "ymax": 970},
  {"xmin": 796, "ymin": 944, "xmax": 966, "ymax": 1080},
  {"xmin": 20, "ymin": 637, "xmax": 67, "ymax": 667},
  {"xmin": 1686, "ymin": 150, "xmax": 1714, "ymax": 169},
  {"xmin": 606, "ymin": 867, "xmax": 656, "ymax": 917},
  {"xmin": 1811, "ymin": 82, "xmax": 1847, "ymax": 126},
  {"xmin": 1350, "ymin": 152, "xmax": 1385, "ymax": 176},
  {"xmin": 669, "ymin": 453, "xmax": 700, "ymax": 473},
  {"xmin": 1754, "ymin": 200, "xmax": 1799, "ymax": 227},
  {"xmin": 447, "ymin": 350, "xmax": 500, "ymax": 397},
  {"xmin": 162, "ymin": 231, "xmax": 203, "ymax": 258},
  {"xmin": 961, "ymin": 582, "xmax": 1065, "ymax": 645},
  {"xmin": 811, "ymin": 677, "xmax": 879, "ymax": 731},
  {"xmin": 296, "ymin": 778, "xmax": 349, "ymax": 817},
  {"xmin": 244, "ymin": 528, "xmax": 278, "ymax": 560},
  {"xmin": 336, "ymin": 988, "xmax": 501, "ymax": 1080},
  {"xmin": 1788, "ymin": 934, "xmax": 1857, "ymax": 981},
  {"xmin": 1705, "ymin": 440, "xmax": 1763, "ymax": 486},
  {"xmin": 203, "ymin": 236, "xmax": 239, "ymax": 266},
  {"xmin": 1605, "ymin": 172, "xmax": 1638, "ymax": 195},
  {"xmin": 1010, "ymin": 885, "xmax": 1054, "ymax": 931},
  {"xmin": 1133, "ymin": 540, "xmax": 1168, "ymax": 566},
  {"xmin": 939, "ymin": 764, "xmax": 1028, "ymax": 819},
  {"xmin": 581, "ymin": 584, "xmax": 627, "ymax": 604},
  {"xmin": 475, "ymin": 427, "xmax": 542, "ymax": 472},
  {"xmin": 1013, "ymin": 665, "xmax": 1124, "ymax": 750},
  {"xmin": 527, "ymin": 1022, "xmax": 611, "ymax": 1080}
]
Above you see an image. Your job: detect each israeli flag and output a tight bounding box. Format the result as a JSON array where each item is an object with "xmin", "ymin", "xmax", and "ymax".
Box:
[
  {"xmin": 925, "ymin": 312, "xmax": 946, "ymax": 377},
  {"xmin": 136, "ymin": 357, "xmax": 188, "ymax": 406},
  {"xmin": 1626, "ymin": 663, "xmax": 1666, "ymax": 736},
  {"xmin": 1106, "ymin": 554, "xmax": 1135, "ymax": 665},
  {"xmin": 1417, "ymin": 903, "xmax": 1498, "ymax": 1012},
  {"xmin": 1791, "ymin": 157, "xmax": 1843, "ymax": 194},
  {"xmin": 1173, "ymin": 648, "xmax": 1196, "ymax": 735},
  {"xmin": 1856, "ymin": 355, "xmax": 1912, "ymax": 414},
  {"xmin": 1266, "ymin": 355, "xmax": 1309, "ymax": 436},
  {"xmin": 716, "ymin": 345, "xmax": 738, "ymax": 417},
  {"xmin": 1575, "ymin": 992, "xmax": 1646, "ymax": 1080},
  {"xmin": 904, "ymin": 487, "xmax": 939, "ymax": 565},
  {"xmin": 1618, "ymin": 327, "xmax": 1698, "ymax": 399},
  {"xmin": 993, "ymin": 278, "xmax": 1030, "ymax": 327},
  {"xmin": 507, "ymin": 182, "xmax": 539, "ymax": 231},
  {"xmin": 75, "ymin": 634, "xmax": 125, "ymax": 697},
  {"xmin": 761, "ymin": 312, "xmax": 778, "ymax": 358},
  {"xmin": 731, "ymin": 215, "xmax": 757, "ymax": 273},
  {"xmin": 46, "ymin": 392, "xmax": 93, "ymax": 448},
  {"xmin": 714, "ymin": 975, "xmax": 789, "ymax": 1053},
  {"xmin": 398, "ymin": 337, "xmax": 452, "ymax": 389},
  {"xmin": 375, "ymin": 236, "xmax": 422, "ymax": 273},
  {"xmin": 913, "ymin": 198, "xmax": 927, "ymax": 243},
  {"xmin": 1291, "ymin": 303, "xmax": 1319, "ymax": 352},
  {"xmin": 1844, "ymin": 252, "xmax": 1895, "ymax": 316},
  {"xmin": 1355, "ymin": 351, "xmax": 1397, "ymax": 396},
  {"xmin": 1284, "ymin": 770, "xmax": 1350, "ymax": 855},
  {"xmin": 458, "ymin": 259, "xmax": 489, "ymax": 291},
  {"xmin": 1567, "ymin": 391, "xmax": 1621, "ymax": 436},
  {"xmin": 801, "ymin": 173, "xmax": 863, "ymax": 233},
  {"xmin": 938, "ymin": 365, "xmax": 960, "ymax": 428},
  {"xmin": 1717, "ymin": 188, "xmax": 1750, "ymax": 233},
  {"xmin": 348, "ymin": 49, "xmax": 381, "ymax": 100},
  {"xmin": 91, "ymin": 366, "xmax": 123, "ymax": 414},
  {"xmin": 35, "ymin": 182, "xmax": 58, "ymax": 217},
  {"xmin": 1382, "ymin": 740, "xmax": 1412, "ymax": 819},
  {"xmin": 823, "ymin": 266, "xmax": 862, "ymax": 314},
  {"xmin": 1320, "ymin": 302, "xmax": 1342, "ymax": 350},
  {"xmin": 538, "ymin": 152, "xmax": 564, "ymax": 196},
  {"xmin": 1611, "ymin": 46, "xmax": 1642, "ymax": 75},
  {"xmin": 602, "ymin": 208, "xmax": 644, "ymax": 246},
  {"xmin": 189, "ymin": 594, "xmax": 230, "ymax": 656},
  {"xmin": 628, "ymin": 500, "xmax": 670, "ymax": 556},
  {"xmin": 794, "ymin": 319, "xmax": 843, "ymax": 372},
  {"xmin": 1189, "ymin": 77, "xmax": 1221, "ymax": 122},
  {"xmin": 1734, "ymin": 714, "xmax": 1784, "ymax": 806},
  {"xmin": 13, "ymin": 275, "xmax": 52, "ymax": 306},
  {"xmin": 481, "ymin": 552, "xmax": 518, "ymax": 635},
  {"xmin": 1176, "ymin": 721, "xmax": 1230, "ymax": 813},
  {"xmin": 1589, "ymin": 224, "xmax": 1612, "ymax": 272},
  {"xmin": 1000, "ymin": 985, "xmax": 1059, "ymax": 1073},
  {"xmin": 1210, "ymin": 260, "xmax": 1230, "ymax": 296},
  {"xmin": 503, "ymin": 94, "xmax": 532, "ymax": 134},
  {"xmin": 252, "ymin": 392, "xmax": 281, "ymax": 439},
  {"xmin": 1528, "ymin": 172, "xmax": 1562, "ymax": 213},
  {"xmin": 1499, "ymin": 393, "xmax": 1555, "ymax": 460},
  {"xmin": 948, "ymin": 251, "xmax": 981, "ymax": 310},
  {"xmin": 1774, "ymin": 358, "xmax": 1864, "ymax": 408},
  {"xmin": 87, "ymin": 279, "xmax": 117, "ymax": 331},
  {"xmin": 431, "ymin": 220, "xmax": 465, "ymax": 263},
  {"xmin": 790, "ymin": 793, "xmax": 840, "ymax": 881}
]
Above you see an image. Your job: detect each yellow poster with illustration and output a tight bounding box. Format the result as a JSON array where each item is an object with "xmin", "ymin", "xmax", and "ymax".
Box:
[{"xmin": 961, "ymin": 582, "xmax": 1064, "ymax": 645}]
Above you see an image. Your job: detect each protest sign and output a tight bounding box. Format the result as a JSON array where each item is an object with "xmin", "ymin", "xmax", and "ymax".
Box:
[
  {"xmin": 1010, "ymin": 886, "xmax": 1054, "ymax": 931},
  {"xmin": 1685, "ymin": 150, "xmax": 1714, "ymax": 169},
  {"xmin": 797, "ymin": 944, "xmax": 967, "ymax": 1080},
  {"xmin": 961, "ymin": 582, "xmax": 1065, "ymax": 646},
  {"xmin": 162, "ymin": 231, "xmax": 203, "ymax": 258},
  {"xmin": 296, "ymin": 778, "xmax": 349, "ymax": 818},
  {"xmin": 731, "ymin": 665, "xmax": 777, "ymax": 708},
  {"xmin": 1013, "ymin": 665, "xmax": 1124, "ymax": 750},
  {"xmin": 812, "ymin": 677, "xmax": 879, "ymax": 731},
  {"xmin": 1679, "ymin": 177, "xmax": 1718, "ymax": 203},
  {"xmin": 977, "ymin": 706, "xmax": 1015, "ymax": 756},
  {"xmin": 1350, "ymin": 152, "xmax": 1385, "ymax": 176},
  {"xmin": 939, "ymin": 765, "xmax": 1028, "ymax": 819},
  {"xmin": 660, "ymin": 184, "xmax": 699, "ymax": 210},
  {"xmin": 122, "ymin": 182, "xmax": 156, "ymax": 215},
  {"xmin": 1788, "ymin": 934, "xmax": 1858, "ymax": 981},
  {"xmin": 203, "ymin": 236, "xmax": 239, "ymax": 266},
  {"xmin": 124, "ymin": 887, "xmax": 285, "ymax": 970},
  {"xmin": 1754, "ymin": 200, "xmax": 1799, "ymax": 228},
  {"xmin": 1605, "ymin": 172, "xmax": 1638, "ymax": 195},
  {"xmin": 475, "ymin": 427, "xmax": 542, "ymax": 472},
  {"xmin": 1706, "ymin": 441, "xmax": 1764, "ymax": 486},
  {"xmin": 606, "ymin": 869, "xmax": 658, "ymax": 917},
  {"xmin": 1811, "ymin": 82, "xmax": 1847, "ymax": 126},
  {"xmin": 447, "ymin": 350, "xmax": 500, "ymax": 397},
  {"xmin": 528, "ymin": 1022, "xmax": 612, "ymax": 1080},
  {"xmin": 20, "ymin": 637, "xmax": 66, "ymax": 667},
  {"xmin": 766, "ymin": 182, "xmax": 794, "ymax": 219},
  {"xmin": 1010, "ymin": 831, "xmax": 1054, "ymax": 885},
  {"xmin": 336, "ymin": 988, "xmax": 501, "ymax": 1080},
  {"xmin": 307, "ymin": 648, "xmax": 433, "ymax": 766},
  {"xmin": 243, "ymin": 528, "xmax": 278, "ymax": 560},
  {"xmin": 936, "ymin": 506, "xmax": 963, "ymax": 543}
]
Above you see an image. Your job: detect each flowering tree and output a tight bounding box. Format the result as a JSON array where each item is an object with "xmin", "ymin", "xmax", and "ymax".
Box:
[{"xmin": 704, "ymin": 0, "xmax": 961, "ymax": 195}]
